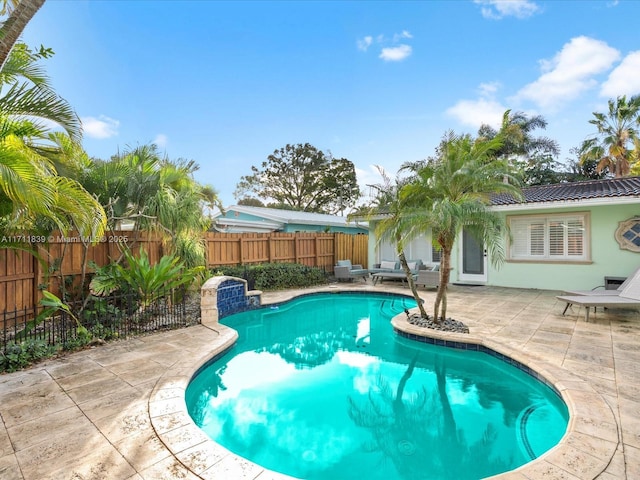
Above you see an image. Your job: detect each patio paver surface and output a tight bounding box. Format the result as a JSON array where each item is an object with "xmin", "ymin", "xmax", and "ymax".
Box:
[{"xmin": 0, "ymin": 282, "xmax": 639, "ymax": 479}]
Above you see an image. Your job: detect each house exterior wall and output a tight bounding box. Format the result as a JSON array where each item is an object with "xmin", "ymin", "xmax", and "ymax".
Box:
[
  {"xmin": 368, "ymin": 202, "xmax": 640, "ymax": 291},
  {"xmin": 487, "ymin": 203, "xmax": 640, "ymax": 291},
  {"xmin": 367, "ymin": 231, "xmax": 439, "ymax": 268}
]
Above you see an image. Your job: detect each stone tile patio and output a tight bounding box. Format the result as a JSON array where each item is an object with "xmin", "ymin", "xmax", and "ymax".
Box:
[{"xmin": 0, "ymin": 282, "xmax": 638, "ymax": 479}]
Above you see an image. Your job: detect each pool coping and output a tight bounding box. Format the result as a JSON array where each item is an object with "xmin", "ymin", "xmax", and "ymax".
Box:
[{"xmin": 148, "ymin": 291, "xmax": 619, "ymax": 480}]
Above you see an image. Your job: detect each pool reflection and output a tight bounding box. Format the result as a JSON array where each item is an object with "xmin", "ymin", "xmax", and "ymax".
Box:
[{"xmin": 186, "ymin": 293, "xmax": 568, "ymax": 480}]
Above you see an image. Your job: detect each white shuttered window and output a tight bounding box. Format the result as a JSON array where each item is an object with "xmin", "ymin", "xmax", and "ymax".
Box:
[{"xmin": 509, "ymin": 214, "xmax": 588, "ymax": 261}]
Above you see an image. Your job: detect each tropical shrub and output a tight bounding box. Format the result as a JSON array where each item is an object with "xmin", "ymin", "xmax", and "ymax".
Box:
[
  {"xmin": 0, "ymin": 340, "xmax": 57, "ymax": 373},
  {"xmin": 214, "ymin": 263, "xmax": 327, "ymax": 290},
  {"xmin": 90, "ymin": 248, "xmax": 204, "ymax": 305}
]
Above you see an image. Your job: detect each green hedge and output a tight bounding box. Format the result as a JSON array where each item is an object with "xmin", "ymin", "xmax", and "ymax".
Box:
[{"xmin": 213, "ymin": 263, "xmax": 328, "ymax": 290}]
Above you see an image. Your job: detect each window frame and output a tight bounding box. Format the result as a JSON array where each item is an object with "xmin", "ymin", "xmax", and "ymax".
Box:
[
  {"xmin": 507, "ymin": 212, "xmax": 591, "ymax": 263},
  {"xmin": 615, "ymin": 217, "xmax": 640, "ymax": 252}
]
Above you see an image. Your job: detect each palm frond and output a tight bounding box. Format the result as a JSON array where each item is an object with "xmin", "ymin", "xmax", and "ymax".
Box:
[{"xmin": 0, "ymin": 82, "xmax": 81, "ymax": 141}]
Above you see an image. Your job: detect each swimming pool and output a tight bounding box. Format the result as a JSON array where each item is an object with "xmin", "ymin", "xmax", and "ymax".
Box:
[{"xmin": 186, "ymin": 292, "xmax": 569, "ymax": 480}]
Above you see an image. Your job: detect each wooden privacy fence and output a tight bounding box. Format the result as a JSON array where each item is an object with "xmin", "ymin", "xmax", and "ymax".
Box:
[
  {"xmin": 205, "ymin": 232, "xmax": 368, "ymax": 271},
  {"xmin": 0, "ymin": 231, "xmax": 368, "ymax": 314}
]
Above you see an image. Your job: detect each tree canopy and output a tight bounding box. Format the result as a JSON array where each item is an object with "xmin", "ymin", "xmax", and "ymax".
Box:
[
  {"xmin": 0, "ymin": 0, "xmax": 46, "ymax": 71},
  {"xmin": 0, "ymin": 40, "xmax": 106, "ymax": 240},
  {"xmin": 477, "ymin": 110, "xmax": 562, "ymax": 186},
  {"xmin": 578, "ymin": 95, "xmax": 640, "ymax": 178},
  {"xmin": 399, "ymin": 131, "xmax": 522, "ymax": 321},
  {"xmin": 234, "ymin": 143, "xmax": 360, "ymax": 214},
  {"xmin": 80, "ymin": 143, "xmax": 221, "ymax": 267},
  {"xmin": 359, "ymin": 165, "xmax": 429, "ymax": 319}
]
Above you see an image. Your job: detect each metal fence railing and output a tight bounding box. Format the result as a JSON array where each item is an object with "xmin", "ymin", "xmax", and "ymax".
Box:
[{"xmin": 0, "ymin": 289, "xmax": 199, "ymax": 356}]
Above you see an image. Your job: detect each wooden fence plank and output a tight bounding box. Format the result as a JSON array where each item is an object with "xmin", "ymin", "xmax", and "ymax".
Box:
[{"xmin": 0, "ymin": 231, "xmax": 368, "ymax": 319}]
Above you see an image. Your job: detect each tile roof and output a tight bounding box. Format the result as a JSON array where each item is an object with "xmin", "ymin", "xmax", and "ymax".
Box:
[{"xmin": 491, "ymin": 176, "xmax": 640, "ymax": 206}]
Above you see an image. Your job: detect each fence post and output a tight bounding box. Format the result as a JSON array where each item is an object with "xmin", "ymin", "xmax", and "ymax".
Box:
[
  {"xmin": 33, "ymin": 243, "xmax": 46, "ymax": 307},
  {"xmin": 268, "ymin": 235, "xmax": 274, "ymax": 263}
]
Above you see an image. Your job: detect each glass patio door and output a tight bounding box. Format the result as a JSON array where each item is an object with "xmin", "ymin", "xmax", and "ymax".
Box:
[{"xmin": 458, "ymin": 228, "xmax": 487, "ymax": 283}]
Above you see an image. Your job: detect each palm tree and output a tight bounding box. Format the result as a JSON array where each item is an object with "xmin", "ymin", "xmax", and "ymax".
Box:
[
  {"xmin": 359, "ymin": 166, "xmax": 430, "ymax": 320},
  {"xmin": 478, "ymin": 110, "xmax": 560, "ymax": 160},
  {"xmin": 0, "ymin": 41, "xmax": 105, "ymax": 240},
  {"xmin": 81, "ymin": 144, "xmax": 220, "ymax": 268},
  {"xmin": 0, "ymin": 0, "xmax": 46, "ymax": 71},
  {"xmin": 401, "ymin": 131, "xmax": 522, "ymax": 322},
  {"xmin": 630, "ymin": 138, "xmax": 640, "ymax": 176},
  {"xmin": 478, "ymin": 110, "xmax": 561, "ymax": 185},
  {"xmin": 579, "ymin": 95, "xmax": 640, "ymax": 178}
]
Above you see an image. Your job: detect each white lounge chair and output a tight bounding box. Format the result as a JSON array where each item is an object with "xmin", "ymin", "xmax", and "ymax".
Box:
[
  {"xmin": 559, "ymin": 267, "xmax": 640, "ymax": 314},
  {"xmin": 557, "ymin": 268, "xmax": 640, "ymax": 321}
]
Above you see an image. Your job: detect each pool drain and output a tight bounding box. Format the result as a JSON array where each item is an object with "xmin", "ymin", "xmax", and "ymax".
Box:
[{"xmin": 397, "ymin": 440, "xmax": 416, "ymax": 456}]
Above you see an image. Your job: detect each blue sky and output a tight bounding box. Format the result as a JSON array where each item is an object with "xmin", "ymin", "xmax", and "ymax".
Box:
[{"xmin": 22, "ymin": 0, "xmax": 640, "ymax": 206}]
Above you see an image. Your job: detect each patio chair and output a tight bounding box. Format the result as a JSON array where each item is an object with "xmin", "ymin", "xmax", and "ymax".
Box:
[
  {"xmin": 415, "ymin": 267, "xmax": 440, "ymax": 289},
  {"xmin": 557, "ymin": 267, "xmax": 640, "ymax": 321},
  {"xmin": 560, "ymin": 266, "xmax": 640, "ymax": 314},
  {"xmin": 334, "ymin": 260, "xmax": 369, "ymax": 282}
]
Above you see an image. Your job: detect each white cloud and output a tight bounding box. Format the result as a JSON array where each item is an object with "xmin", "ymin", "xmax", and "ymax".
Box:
[
  {"xmin": 478, "ymin": 81, "xmax": 501, "ymax": 97},
  {"xmin": 357, "ymin": 35, "xmax": 373, "ymax": 52},
  {"xmin": 445, "ymin": 81, "xmax": 506, "ymax": 130},
  {"xmin": 153, "ymin": 133, "xmax": 168, "ymax": 148},
  {"xmin": 81, "ymin": 115, "xmax": 119, "ymax": 139},
  {"xmin": 600, "ymin": 51, "xmax": 640, "ymax": 98},
  {"xmin": 358, "ymin": 31, "xmax": 413, "ymax": 62},
  {"xmin": 393, "ymin": 30, "xmax": 413, "ymax": 42},
  {"xmin": 514, "ymin": 36, "xmax": 620, "ymax": 110},
  {"xmin": 474, "ymin": 0, "xmax": 540, "ymax": 19},
  {"xmin": 446, "ymin": 98, "xmax": 507, "ymax": 130},
  {"xmin": 379, "ymin": 44, "xmax": 412, "ymax": 62}
]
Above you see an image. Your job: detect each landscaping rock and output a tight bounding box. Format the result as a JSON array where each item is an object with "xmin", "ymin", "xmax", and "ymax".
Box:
[{"xmin": 407, "ymin": 313, "xmax": 470, "ymax": 334}]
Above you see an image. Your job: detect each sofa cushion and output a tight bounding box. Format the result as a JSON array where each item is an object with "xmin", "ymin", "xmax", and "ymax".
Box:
[
  {"xmin": 406, "ymin": 259, "xmax": 423, "ymax": 271},
  {"xmin": 336, "ymin": 260, "xmax": 352, "ymax": 268},
  {"xmin": 379, "ymin": 260, "xmax": 397, "ymax": 270}
]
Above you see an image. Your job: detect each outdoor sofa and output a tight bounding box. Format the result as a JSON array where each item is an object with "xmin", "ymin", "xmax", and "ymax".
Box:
[
  {"xmin": 369, "ymin": 259, "xmax": 440, "ymax": 287},
  {"xmin": 369, "ymin": 259, "xmax": 425, "ymax": 276}
]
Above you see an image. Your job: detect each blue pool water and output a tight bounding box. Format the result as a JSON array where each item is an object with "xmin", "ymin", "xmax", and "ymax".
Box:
[{"xmin": 186, "ymin": 292, "xmax": 568, "ymax": 480}]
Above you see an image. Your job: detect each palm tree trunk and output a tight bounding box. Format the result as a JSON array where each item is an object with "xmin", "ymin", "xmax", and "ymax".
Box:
[
  {"xmin": 435, "ymin": 359, "xmax": 460, "ymax": 473},
  {"xmin": 0, "ymin": 0, "xmax": 47, "ymax": 71},
  {"xmin": 433, "ymin": 245, "xmax": 452, "ymax": 322},
  {"xmin": 397, "ymin": 245, "xmax": 429, "ymax": 319},
  {"xmin": 393, "ymin": 352, "xmax": 419, "ymax": 415}
]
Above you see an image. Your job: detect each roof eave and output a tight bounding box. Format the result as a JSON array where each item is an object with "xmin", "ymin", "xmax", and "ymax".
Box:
[
  {"xmin": 491, "ymin": 196, "xmax": 640, "ymax": 211},
  {"xmin": 215, "ymin": 218, "xmax": 284, "ymax": 230}
]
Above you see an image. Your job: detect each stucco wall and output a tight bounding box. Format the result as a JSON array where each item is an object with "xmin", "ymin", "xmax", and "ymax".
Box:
[
  {"xmin": 368, "ymin": 203, "xmax": 640, "ymax": 292},
  {"xmin": 487, "ymin": 204, "xmax": 640, "ymax": 291}
]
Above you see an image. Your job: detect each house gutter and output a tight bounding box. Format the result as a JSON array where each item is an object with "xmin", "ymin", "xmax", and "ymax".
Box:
[{"xmin": 490, "ymin": 196, "xmax": 640, "ymax": 212}]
